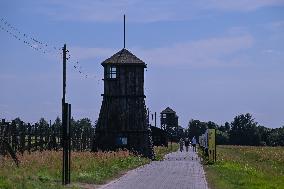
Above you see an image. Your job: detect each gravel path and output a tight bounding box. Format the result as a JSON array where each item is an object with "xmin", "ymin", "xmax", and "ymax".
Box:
[{"xmin": 99, "ymin": 147, "xmax": 209, "ymax": 189}]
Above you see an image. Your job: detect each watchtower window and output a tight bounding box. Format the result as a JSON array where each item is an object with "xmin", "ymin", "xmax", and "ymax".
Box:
[
  {"xmin": 162, "ymin": 114, "xmax": 166, "ymax": 118},
  {"xmin": 107, "ymin": 66, "xmax": 117, "ymax": 79}
]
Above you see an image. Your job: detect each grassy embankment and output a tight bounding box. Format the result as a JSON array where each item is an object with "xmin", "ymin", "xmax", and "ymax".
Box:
[
  {"xmin": 200, "ymin": 145, "xmax": 284, "ymax": 189},
  {"xmin": 0, "ymin": 143, "xmax": 178, "ymax": 189}
]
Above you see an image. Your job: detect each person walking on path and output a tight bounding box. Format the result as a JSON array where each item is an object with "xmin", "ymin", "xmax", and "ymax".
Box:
[
  {"xmin": 179, "ymin": 138, "xmax": 184, "ymax": 152},
  {"xmin": 192, "ymin": 136, "xmax": 197, "ymax": 152},
  {"xmin": 184, "ymin": 138, "xmax": 190, "ymax": 152}
]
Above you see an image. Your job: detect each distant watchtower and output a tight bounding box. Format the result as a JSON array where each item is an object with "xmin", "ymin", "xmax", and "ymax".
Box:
[
  {"xmin": 160, "ymin": 107, "xmax": 179, "ymax": 138},
  {"xmin": 93, "ymin": 48, "xmax": 154, "ymax": 159}
]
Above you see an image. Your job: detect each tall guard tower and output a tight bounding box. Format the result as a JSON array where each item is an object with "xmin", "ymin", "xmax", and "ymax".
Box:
[{"xmin": 93, "ymin": 16, "xmax": 154, "ymax": 159}]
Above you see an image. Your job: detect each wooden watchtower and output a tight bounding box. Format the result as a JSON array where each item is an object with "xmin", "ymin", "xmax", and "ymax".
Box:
[
  {"xmin": 160, "ymin": 107, "xmax": 179, "ymax": 139},
  {"xmin": 93, "ymin": 48, "xmax": 154, "ymax": 159}
]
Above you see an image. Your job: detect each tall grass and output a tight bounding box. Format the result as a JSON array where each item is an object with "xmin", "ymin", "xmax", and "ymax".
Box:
[
  {"xmin": 0, "ymin": 144, "xmax": 178, "ymax": 189},
  {"xmin": 202, "ymin": 145, "xmax": 284, "ymax": 189},
  {"xmin": 0, "ymin": 150, "xmax": 149, "ymax": 189}
]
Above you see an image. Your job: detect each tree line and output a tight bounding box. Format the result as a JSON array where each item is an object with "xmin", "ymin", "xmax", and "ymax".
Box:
[{"xmin": 187, "ymin": 113, "xmax": 284, "ymax": 146}]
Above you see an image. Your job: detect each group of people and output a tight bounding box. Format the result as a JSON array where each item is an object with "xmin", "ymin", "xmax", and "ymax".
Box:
[{"xmin": 179, "ymin": 136, "xmax": 197, "ymax": 152}]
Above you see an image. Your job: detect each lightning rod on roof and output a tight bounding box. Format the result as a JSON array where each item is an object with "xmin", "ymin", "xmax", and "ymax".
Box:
[{"xmin": 124, "ymin": 14, "xmax": 126, "ymax": 49}]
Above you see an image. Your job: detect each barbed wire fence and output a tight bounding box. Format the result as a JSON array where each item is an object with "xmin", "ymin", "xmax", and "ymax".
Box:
[
  {"xmin": 0, "ymin": 18, "xmax": 102, "ymax": 156},
  {"xmin": 0, "ymin": 17, "xmax": 101, "ymax": 82},
  {"xmin": 0, "ymin": 119, "xmax": 95, "ymax": 154}
]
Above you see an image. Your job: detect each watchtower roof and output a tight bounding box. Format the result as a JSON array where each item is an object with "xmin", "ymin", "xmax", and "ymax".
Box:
[
  {"xmin": 101, "ymin": 48, "xmax": 145, "ymax": 65},
  {"xmin": 161, "ymin": 107, "xmax": 176, "ymax": 114}
]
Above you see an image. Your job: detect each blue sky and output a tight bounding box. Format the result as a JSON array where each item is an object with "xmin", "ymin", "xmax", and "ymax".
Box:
[{"xmin": 0, "ymin": 0, "xmax": 284, "ymax": 128}]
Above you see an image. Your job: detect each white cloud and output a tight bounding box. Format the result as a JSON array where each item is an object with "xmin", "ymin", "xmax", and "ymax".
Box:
[
  {"xmin": 71, "ymin": 34, "xmax": 253, "ymax": 67},
  {"xmin": 69, "ymin": 46, "xmax": 115, "ymax": 60},
  {"xmin": 34, "ymin": 0, "xmax": 284, "ymax": 23},
  {"xmin": 268, "ymin": 20, "xmax": 284, "ymax": 31},
  {"xmin": 262, "ymin": 49, "xmax": 282, "ymax": 56},
  {"xmin": 227, "ymin": 27, "xmax": 249, "ymax": 35},
  {"xmin": 36, "ymin": 0, "xmax": 181, "ymax": 23},
  {"xmin": 271, "ymin": 20, "xmax": 284, "ymax": 28},
  {"xmin": 201, "ymin": 0, "xmax": 284, "ymax": 12},
  {"xmin": 263, "ymin": 49, "xmax": 275, "ymax": 53},
  {"xmin": 0, "ymin": 74, "xmax": 17, "ymax": 80},
  {"xmin": 134, "ymin": 34, "xmax": 253, "ymax": 67},
  {"xmin": 0, "ymin": 104, "xmax": 8, "ymax": 108}
]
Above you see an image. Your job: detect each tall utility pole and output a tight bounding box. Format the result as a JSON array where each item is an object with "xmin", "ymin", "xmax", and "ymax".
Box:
[
  {"xmin": 63, "ymin": 44, "xmax": 66, "ymax": 104},
  {"xmin": 62, "ymin": 44, "xmax": 71, "ymax": 185}
]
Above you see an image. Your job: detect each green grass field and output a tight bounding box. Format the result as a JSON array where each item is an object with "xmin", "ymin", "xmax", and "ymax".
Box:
[
  {"xmin": 202, "ymin": 145, "xmax": 284, "ymax": 189},
  {"xmin": 0, "ymin": 144, "xmax": 178, "ymax": 189}
]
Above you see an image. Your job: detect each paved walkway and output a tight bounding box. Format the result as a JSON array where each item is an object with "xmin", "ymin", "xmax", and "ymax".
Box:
[{"xmin": 99, "ymin": 147, "xmax": 209, "ymax": 189}]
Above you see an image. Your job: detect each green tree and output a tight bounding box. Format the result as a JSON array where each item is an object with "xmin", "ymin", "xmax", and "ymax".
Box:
[
  {"xmin": 216, "ymin": 130, "xmax": 230, "ymax": 145},
  {"xmin": 207, "ymin": 121, "xmax": 218, "ymax": 129},
  {"xmin": 258, "ymin": 126, "xmax": 271, "ymax": 146},
  {"xmin": 52, "ymin": 117, "xmax": 61, "ymax": 132},
  {"xmin": 38, "ymin": 118, "xmax": 49, "ymax": 127},
  {"xmin": 187, "ymin": 119, "xmax": 207, "ymax": 139},
  {"xmin": 52, "ymin": 117, "xmax": 61, "ymax": 148},
  {"xmin": 267, "ymin": 127, "xmax": 284, "ymax": 146},
  {"xmin": 219, "ymin": 122, "xmax": 230, "ymax": 133},
  {"xmin": 229, "ymin": 113, "xmax": 260, "ymax": 145},
  {"xmin": 13, "ymin": 117, "xmax": 23, "ymax": 125},
  {"xmin": 37, "ymin": 118, "xmax": 49, "ymax": 151}
]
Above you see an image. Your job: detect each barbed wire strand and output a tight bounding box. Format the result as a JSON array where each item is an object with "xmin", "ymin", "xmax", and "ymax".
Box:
[{"xmin": 0, "ymin": 17, "xmax": 101, "ymax": 82}]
